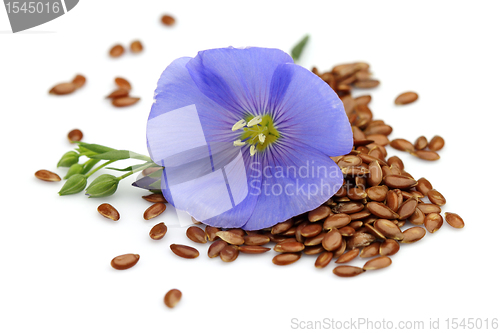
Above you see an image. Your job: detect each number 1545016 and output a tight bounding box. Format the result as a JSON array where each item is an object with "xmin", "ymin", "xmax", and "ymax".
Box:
[{"xmin": 5, "ymin": 1, "xmax": 60, "ymax": 14}]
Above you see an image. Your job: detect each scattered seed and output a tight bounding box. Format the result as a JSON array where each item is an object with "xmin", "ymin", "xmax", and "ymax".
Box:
[
  {"xmin": 304, "ymin": 232, "xmax": 326, "ymax": 246},
  {"xmin": 322, "ymin": 228, "xmax": 343, "ymax": 251},
  {"xmin": 243, "ymin": 234, "xmax": 270, "ymax": 246},
  {"xmin": 144, "ymin": 203, "xmax": 166, "ymax": 220},
  {"xmin": 304, "ymin": 244, "xmax": 325, "ymax": 255},
  {"xmin": 366, "ymin": 134, "xmax": 390, "ymax": 146},
  {"xmin": 395, "ymin": 92, "xmax": 418, "ymax": 105},
  {"xmin": 444, "ymin": 212, "xmax": 465, "ymax": 229},
  {"xmin": 387, "ymin": 156, "xmax": 404, "ymax": 170},
  {"xmin": 367, "ymin": 160, "xmax": 383, "ymax": 186},
  {"xmin": 428, "ymin": 135, "xmax": 445, "ymax": 151},
  {"xmin": 397, "ymin": 198, "xmax": 418, "ymax": 220},
  {"xmin": 333, "ymin": 265, "xmax": 365, "ymax": 277},
  {"xmin": 111, "ymin": 254, "xmax": 139, "ymax": 270},
  {"xmin": 271, "ymin": 219, "xmax": 294, "ymax": 234},
  {"xmin": 164, "ymin": 289, "xmax": 182, "ymax": 308},
  {"xmin": 308, "ymin": 206, "xmax": 331, "ymax": 222},
  {"xmin": 363, "ymin": 256, "xmax": 392, "ymax": 270},
  {"xmin": 72, "ymin": 74, "xmax": 86, "ymax": 89},
  {"xmin": 315, "ymin": 251, "xmax": 334, "ymax": 268},
  {"xmin": 364, "ymin": 124, "xmax": 393, "ymax": 136},
  {"xmin": 207, "ymin": 240, "xmax": 227, "ymax": 258},
  {"xmin": 414, "ymin": 136, "xmax": 428, "ymax": 150},
  {"xmin": 383, "ymin": 175, "xmax": 418, "ymax": 189},
  {"xmin": 112, "ymin": 97, "xmax": 140, "ymax": 107},
  {"xmin": 67, "ymin": 129, "xmax": 83, "ymax": 142},
  {"xmin": 238, "ymin": 245, "xmax": 271, "ymax": 254},
  {"xmin": 338, "ymin": 226, "xmax": 356, "ymax": 237},
  {"xmin": 170, "ymin": 244, "xmax": 199, "ymax": 259},
  {"xmin": 97, "ymin": 203, "xmax": 120, "ymax": 221},
  {"xmin": 401, "ymin": 227, "xmax": 426, "ymax": 244},
  {"xmin": 49, "ymin": 82, "xmax": 76, "ymax": 95},
  {"xmin": 417, "ymin": 203, "xmax": 441, "ymax": 214},
  {"xmin": 142, "ymin": 193, "xmax": 167, "ymax": 203},
  {"xmin": 115, "ymin": 77, "xmax": 132, "ymax": 90},
  {"xmin": 106, "ymin": 88, "xmax": 129, "ymax": 99},
  {"xmin": 35, "ymin": 169, "xmax": 61, "ymax": 182},
  {"xmin": 301, "ymin": 223, "xmax": 323, "ymax": 238},
  {"xmin": 149, "ymin": 222, "xmax": 167, "ymax": 240},
  {"xmin": 360, "ymin": 242, "xmax": 380, "ymax": 258},
  {"xmin": 379, "ymin": 239, "xmax": 400, "ymax": 256},
  {"xmin": 416, "ymin": 177, "xmax": 433, "ymax": 196},
  {"xmin": 161, "ymin": 14, "xmax": 176, "ymax": 26},
  {"xmin": 274, "ymin": 241, "xmax": 305, "ymax": 253},
  {"xmin": 324, "ymin": 213, "xmax": 351, "ymax": 229},
  {"xmin": 335, "ymin": 248, "xmax": 360, "ymax": 263},
  {"xmin": 186, "ymin": 226, "xmax": 207, "ymax": 244},
  {"xmin": 424, "ymin": 213, "xmax": 444, "ymax": 233},
  {"xmin": 130, "ymin": 40, "xmax": 143, "ymax": 53},
  {"xmin": 215, "ymin": 231, "xmax": 244, "ymax": 245},
  {"xmin": 346, "ymin": 232, "xmax": 376, "ymax": 249},
  {"xmin": 374, "ymin": 219, "xmax": 404, "ymax": 240},
  {"xmin": 348, "ymin": 208, "xmax": 371, "ymax": 221},
  {"xmin": 354, "ymin": 79, "xmax": 380, "ymax": 88},
  {"xmin": 364, "ymin": 223, "xmax": 386, "ymax": 239},
  {"xmin": 366, "ymin": 185, "xmax": 389, "ymax": 202},
  {"xmin": 427, "ymin": 189, "xmax": 446, "ymax": 206},
  {"xmin": 367, "ymin": 202, "xmax": 399, "ymax": 219},
  {"xmin": 412, "ymin": 150, "xmax": 440, "ymax": 161},
  {"xmin": 336, "ymin": 201, "xmax": 365, "ymax": 214},
  {"xmin": 390, "ymin": 139, "xmax": 415, "ymax": 152},
  {"xmin": 109, "ymin": 44, "xmax": 125, "ymax": 58},
  {"xmin": 408, "ymin": 207, "xmax": 425, "ymax": 225},
  {"xmin": 272, "ymin": 253, "xmax": 301, "ymax": 266},
  {"xmin": 354, "ymin": 95, "xmax": 371, "ymax": 105},
  {"xmin": 205, "ymin": 226, "xmax": 220, "ymax": 242},
  {"xmin": 220, "ymin": 245, "xmax": 239, "ymax": 262}
]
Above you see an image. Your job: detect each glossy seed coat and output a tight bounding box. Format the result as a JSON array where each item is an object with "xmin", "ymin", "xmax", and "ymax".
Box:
[{"xmin": 111, "ymin": 254, "xmax": 139, "ymax": 270}]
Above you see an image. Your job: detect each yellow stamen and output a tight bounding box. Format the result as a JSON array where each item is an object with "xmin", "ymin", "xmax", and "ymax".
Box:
[
  {"xmin": 247, "ymin": 115, "xmax": 262, "ymax": 127},
  {"xmin": 232, "ymin": 119, "xmax": 246, "ymax": 131}
]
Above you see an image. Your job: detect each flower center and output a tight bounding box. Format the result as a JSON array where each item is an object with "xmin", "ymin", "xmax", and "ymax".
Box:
[{"xmin": 232, "ymin": 114, "xmax": 280, "ymax": 155}]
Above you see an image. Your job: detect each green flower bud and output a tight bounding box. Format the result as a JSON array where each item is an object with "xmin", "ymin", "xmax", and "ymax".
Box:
[
  {"xmin": 81, "ymin": 159, "xmax": 99, "ymax": 174},
  {"xmin": 64, "ymin": 163, "xmax": 84, "ymax": 179},
  {"xmin": 57, "ymin": 151, "xmax": 80, "ymax": 167},
  {"xmin": 85, "ymin": 174, "xmax": 119, "ymax": 198},
  {"xmin": 59, "ymin": 174, "xmax": 87, "ymax": 196}
]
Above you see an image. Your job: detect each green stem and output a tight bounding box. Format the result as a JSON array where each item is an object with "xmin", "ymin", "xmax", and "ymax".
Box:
[
  {"xmin": 85, "ymin": 160, "xmax": 115, "ymax": 178},
  {"xmin": 116, "ymin": 162, "xmax": 156, "ymax": 180}
]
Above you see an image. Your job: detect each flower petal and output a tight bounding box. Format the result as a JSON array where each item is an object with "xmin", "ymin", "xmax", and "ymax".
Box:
[
  {"xmin": 147, "ymin": 57, "xmax": 240, "ymax": 165},
  {"xmin": 185, "ymin": 47, "xmax": 294, "ymax": 117},
  {"xmin": 242, "ymin": 141, "xmax": 344, "ymax": 230},
  {"xmin": 270, "ymin": 63, "xmax": 353, "ymax": 157},
  {"xmin": 160, "ymin": 145, "xmax": 262, "ymax": 228}
]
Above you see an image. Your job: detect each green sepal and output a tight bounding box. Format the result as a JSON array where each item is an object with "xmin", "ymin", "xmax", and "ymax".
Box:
[
  {"xmin": 57, "ymin": 151, "xmax": 80, "ymax": 168},
  {"xmin": 64, "ymin": 163, "xmax": 84, "ymax": 179},
  {"xmin": 106, "ymin": 164, "xmax": 146, "ymax": 172},
  {"xmin": 75, "ymin": 142, "xmax": 115, "ymax": 157},
  {"xmin": 291, "ymin": 34, "xmax": 309, "ymax": 62},
  {"xmin": 90, "ymin": 150, "xmax": 151, "ymax": 162},
  {"xmin": 147, "ymin": 169, "xmax": 164, "ymax": 179},
  {"xmin": 149, "ymin": 179, "xmax": 162, "ymax": 190},
  {"xmin": 85, "ymin": 174, "xmax": 119, "ymax": 198},
  {"xmin": 59, "ymin": 174, "xmax": 87, "ymax": 196}
]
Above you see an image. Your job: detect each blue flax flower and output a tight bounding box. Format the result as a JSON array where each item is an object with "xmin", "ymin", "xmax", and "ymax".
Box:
[{"xmin": 146, "ymin": 47, "xmax": 352, "ymax": 230}]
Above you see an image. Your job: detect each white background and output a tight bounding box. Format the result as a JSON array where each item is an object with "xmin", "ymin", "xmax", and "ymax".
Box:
[{"xmin": 1, "ymin": 1, "xmax": 499, "ymax": 332}]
